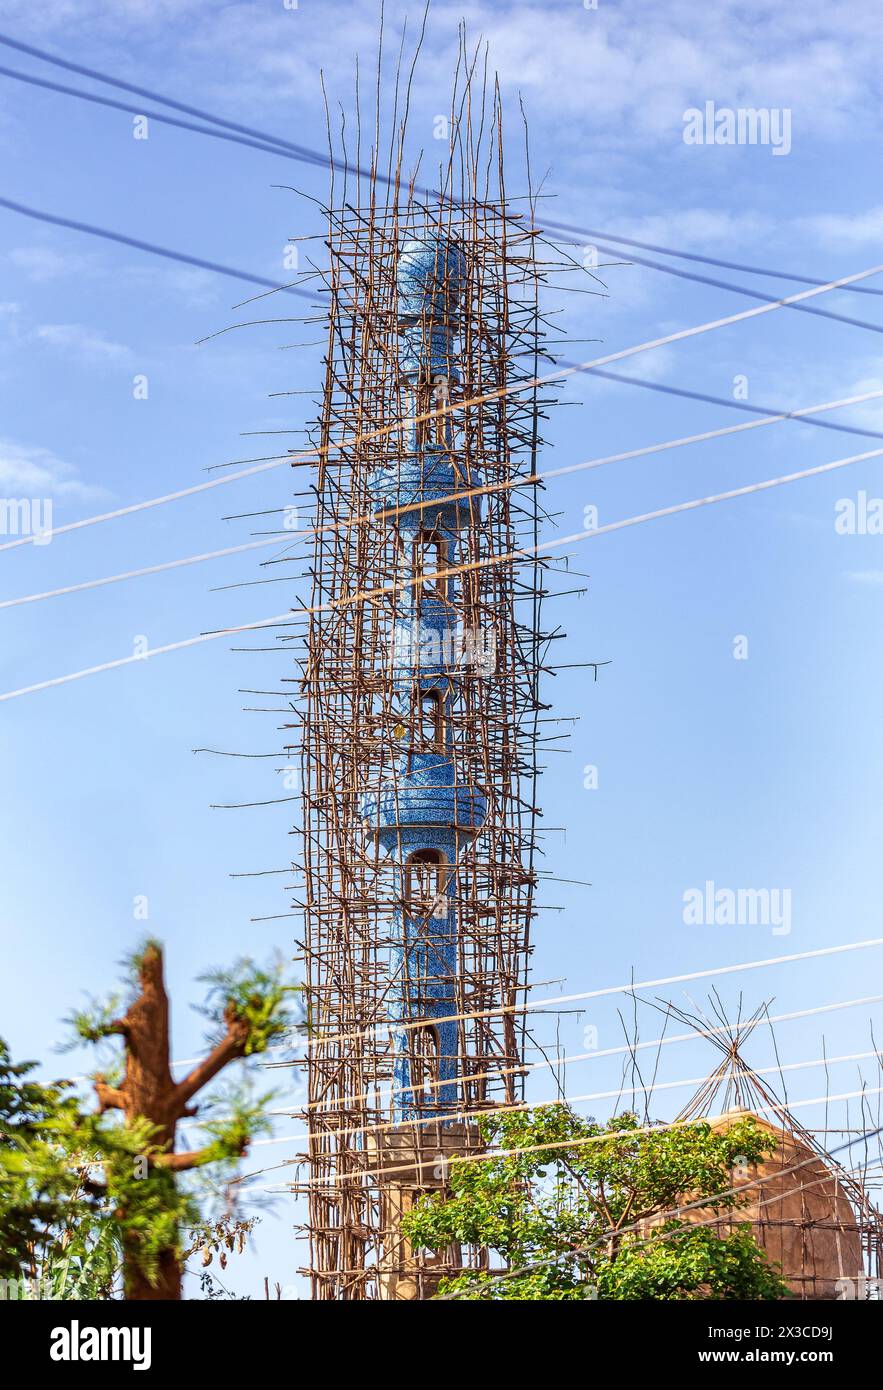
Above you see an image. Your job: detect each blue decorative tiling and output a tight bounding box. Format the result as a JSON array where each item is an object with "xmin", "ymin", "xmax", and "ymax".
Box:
[{"xmin": 365, "ymin": 235, "xmax": 486, "ymax": 1123}]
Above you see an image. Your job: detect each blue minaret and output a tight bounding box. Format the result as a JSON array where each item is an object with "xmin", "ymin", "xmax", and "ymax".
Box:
[{"xmin": 361, "ymin": 236, "xmax": 487, "ymax": 1123}]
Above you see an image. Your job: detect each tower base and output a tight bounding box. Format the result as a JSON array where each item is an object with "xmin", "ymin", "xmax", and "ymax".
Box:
[{"xmin": 366, "ymin": 1121, "xmax": 479, "ymax": 1300}]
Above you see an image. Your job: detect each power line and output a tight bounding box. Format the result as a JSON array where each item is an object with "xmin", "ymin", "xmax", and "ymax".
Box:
[
  {"xmin": 0, "ymin": 63, "xmax": 331, "ymax": 176},
  {"xmin": 0, "ymin": 611, "xmax": 294, "ymax": 702},
  {"xmin": 6, "ymin": 41, "xmax": 882, "ymax": 337},
  {"xmin": 545, "ymin": 219, "xmax": 883, "ymax": 298},
  {"xmin": 251, "ymin": 1156, "xmax": 883, "ymax": 1203},
  {"xmin": 291, "ymin": 990, "xmax": 883, "ymax": 1120},
  {"xmin": 308, "ymin": 931, "xmax": 883, "ymax": 1051},
  {"xmin": 292, "ymin": 989, "xmax": 883, "ymax": 1117},
  {"xmin": 2, "ymin": 57, "xmax": 880, "ymax": 337},
  {"xmin": 2, "ymin": 254, "xmax": 881, "ymax": 558},
  {"xmin": 240, "ymin": 1046, "xmax": 883, "ymax": 1152},
  {"xmin": 582, "ymin": 367, "xmax": 883, "ymax": 442},
  {"xmin": 0, "ymin": 30, "xmax": 331, "ymax": 166},
  {"xmin": 229, "ymin": 988, "xmax": 883, "ymax": 1188},
  {"xmin": 4, "ymin": 440, "xmax": 883, "ymax": 701},
  {"xmin": 3, "ymin": 28, "xmax": 880, "ymax": 311},
  {"xmin": 0, "ymin": 537, "xmax": 285, "ymax": 610},
  {"xmin": 7, "ymin": 384, "xmax": 883, "ymax": 614},
  {"xmin": 291, "ymin": 1086, "xmax": 883, "ymax": 1190},
  {"xmin": 557, "ymin": 231, "xmax": 883, "ymax": 335},
  {"xmin": 0, "ymin": 195, "xmax": 311, "ymax": 300}
]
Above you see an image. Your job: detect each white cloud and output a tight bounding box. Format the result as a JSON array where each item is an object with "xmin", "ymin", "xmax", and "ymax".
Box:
[
  {"xmin": 8, "ymin": 0, "xmax": 883, "ymax": 147},
  {"xmin": 4, "ymin": 244, "xmax": 222, "ymax": 308},
  {"xmin": 767, "ymin": 357, "xmax": 883, "ymax": 432},
  {"xmin": 32, "ymin": 323, "xmax": 132, "ymax": 363},
  {"xmin": 845, "ymin": 570, "xmax": 883, "ymax": 586},
  {"xmin": 0, "ymin": 440, "xmax": 107, "ymax": 500},
  {"xmin": 830, "ymin": 367, "xmax": 883, "ymax": 432},
  {"xmin": 6, "ymin": 247, "xmax": 91, "ymax": 282},
  {"xmin": 614, "ymin": 209, "xmax": 772, "ymax": 250},
  {"xmin": 120, "ymin": 264, "xmax": 223, "ymax": 308},
  {"xmin": 801, "ymin": 207, "xmax": 883, "ymax": 250}
]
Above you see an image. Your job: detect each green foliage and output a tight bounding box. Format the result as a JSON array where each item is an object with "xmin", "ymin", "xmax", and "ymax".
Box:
[
  {"xmin": 0, "ymin": 1048, "xmax": 202, "ymax": 1297},
  {"xmin": 1, "ymin": 946, "xmax": 300, "ymax": 1299},
  {"xmin": 120, "ymin": 938, "xmax": 164, "ymax": 982},
  {"xmin": 401, "ymin": 1105, "xmax": 792, "ymax": 1301},
  {"xmin": 96, "ymin": 1116, "xmax": 201, "ymax": 1288},
  {"xmin": 61, "ymin": 994, "xmax": 123, "ymax": 1048},
  {"xmin": 42, "ymin": 1219, "xmax": 120, "ymax": 1301},
  {"xmin": 196, "ymin": 1078, "xmax": 276, "ymax": 1168},
  {"xmin": 596, "ymin": 1222, "xmax": 790, "ymax": 1301},
  {"xmin": 0, "ymin": 1041, "xmax": 85, "ymax": 1282},
  {"xmin": 196, "ymin": 954, "xmax": 302, "ymax": 1056}
]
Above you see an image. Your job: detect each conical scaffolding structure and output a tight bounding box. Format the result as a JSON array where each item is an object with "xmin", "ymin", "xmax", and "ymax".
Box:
[{"xmin": 666, "ymin": 999, "xmax": 883, "ymax": 1300}]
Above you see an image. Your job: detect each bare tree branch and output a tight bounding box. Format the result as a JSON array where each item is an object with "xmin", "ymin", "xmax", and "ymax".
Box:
[{"xmin": 172, "ymin": 1008, "xmax": 250, "ymax": 1115}]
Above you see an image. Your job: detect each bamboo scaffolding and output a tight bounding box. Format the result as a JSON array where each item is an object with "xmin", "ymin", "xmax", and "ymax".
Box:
[{"xmin": 291, "ymin": 51, "xmax": 553, "ymax": 1299}]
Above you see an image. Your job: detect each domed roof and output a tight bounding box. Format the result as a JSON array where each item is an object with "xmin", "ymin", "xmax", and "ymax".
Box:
[{"xmin": 397, "ymin": 237, "xmax": 467, "ymax": 322}]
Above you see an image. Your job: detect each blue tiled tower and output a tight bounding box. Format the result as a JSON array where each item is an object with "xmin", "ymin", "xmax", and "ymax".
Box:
[{"xmin": 361, "ymin": 237, "xmax": 488, "ymax": 1124}]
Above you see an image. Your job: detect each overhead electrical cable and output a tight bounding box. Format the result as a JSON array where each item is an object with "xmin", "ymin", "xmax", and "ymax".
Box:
[
  {"xmin": 6, "ymin": 383, "xmax": 883, "ymax": 613},
  {"xmin": 0, "ymin": 53, "xmax": 876, "ymax": 332},
  {"xmin": 227, "ymin": 1046, "xmax": 883, "ymax": 1152},
  {"xmin": 2, "ymin": 259, "xmax": 882, "ymax": 558},
  {"xmin": 291, "ymin": 1089, "xmax": 883, "ymax": 1189},
  {"xmin": 0, "ymin": 195, "xmax": 312, "ymax": 300},
  {"xmin": 1, "ymin": 29, "xmax": 879, "ymax": 303},
  {"xmin": 4, "ymin": 442, "xmax": 883, "ymax": 701}
]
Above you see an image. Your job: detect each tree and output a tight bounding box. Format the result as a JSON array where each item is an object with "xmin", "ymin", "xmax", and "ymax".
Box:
[
  {"xmin": 0, "ymin": 1043, "xmax": 88, "ymax": 1292},
  {"xmin": 0, "ymin": 940, "xmax": 299, "ymax": 1301},
  {"xmin": 400, "ymin": 1106, "xmax": 791, "ymax": 1300},
  {"xmin": 0, "ymin": 1044, "xmax": 137, "ymax": 1299}
]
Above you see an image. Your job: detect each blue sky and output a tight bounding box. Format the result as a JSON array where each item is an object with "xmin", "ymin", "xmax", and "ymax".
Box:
[{"xmin": 2, "ymin": 0, "xmax": 883, "ymax": 1297}]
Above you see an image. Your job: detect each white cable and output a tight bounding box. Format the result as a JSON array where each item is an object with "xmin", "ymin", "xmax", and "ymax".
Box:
[
  {"xmin": 288, "ymin": 1084, "xmax": 883, "ymax": 1189},
  {"xmin": 6, "ymin": 385, "xmax": 883, "ymax": 614},
  {"xmin": 307, "ymin": 937, "xmax": 883, "ymax": 1052},
  {"xmin": 294, "ymin": 990, "xmax": 883, "ymax": 1115},
  {"xmin": 4, "ymin": 441, "xmax": 883, "ymax": 702},
  {"xmin": 239, "ymin": 1045, "xmax": 883, "ymax": 1150},
  {"xmin": 246, "ymin": 1160, "xmax": 883, "ymax": 1200},
  {"xmin": 247, "ymin": 989, "xmax": 882, "ymax": 1150},
  {"xmin": 0, "ymin": 611, "xmax": 294, "ymax": 702},
  {"xmin": 151, "ymin": 936, "xmax": 883, "ymax": 1084},
  {"xmin": 2, "ymin": 257, "xmax": 882, "ymax": 555},
  {"xmin": 0, "ymin": 538, "xmax": 282, "ymax": 610}
]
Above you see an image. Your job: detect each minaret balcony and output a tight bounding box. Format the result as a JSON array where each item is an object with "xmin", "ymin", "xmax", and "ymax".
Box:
[
  {"xmin": 367, "ymin": 448, "xmax": 482, "ymax": 532},
  {"xmin": 359, "ymin": 753, "xmax": 487, "ymax": 842}
]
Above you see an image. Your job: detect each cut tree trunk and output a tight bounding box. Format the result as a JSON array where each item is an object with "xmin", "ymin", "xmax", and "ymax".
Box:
[
  {"xmin": 118, "ymin": 944, "xmax": 183, "ymax": 1301},
  {"xmin": 103, "ymin": 943, "xmax": 252, "ymax": 1301}
]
